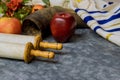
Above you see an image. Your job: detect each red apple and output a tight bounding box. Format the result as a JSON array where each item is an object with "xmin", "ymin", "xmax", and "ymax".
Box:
[
  {"xmin": 0, "ymin": 17, "xmax": 22, "ymax": 34},
  {"xmin": 50, "ymin": 12, "xmax": 76, "ymax": 43}
]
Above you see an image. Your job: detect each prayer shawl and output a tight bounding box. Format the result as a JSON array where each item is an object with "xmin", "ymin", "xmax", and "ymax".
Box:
[{"xmin": 69, "ymin": 0, "xmax": 120, "ymax": 46}]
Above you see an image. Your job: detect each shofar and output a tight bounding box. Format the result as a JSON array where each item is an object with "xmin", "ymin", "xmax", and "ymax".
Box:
[
  {"xmin": 0, "ymin": 42, "xmax": 55, "ymax": 63},
  {"xmin": 22, "ymin": 6, "xmax": 88, "ymax": 38},
  {"xmin": 0, "ymin": 33, "xmax": 63, "ymax": 50}
]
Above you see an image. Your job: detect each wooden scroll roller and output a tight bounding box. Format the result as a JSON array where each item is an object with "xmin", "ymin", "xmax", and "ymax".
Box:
[
  {"xmin": 0, "ymin": 41, "xmax": 55, "ymax": 63},
  {"xmin": 0, "ymin": 33, "xmax": 63, "ymax": 50}
]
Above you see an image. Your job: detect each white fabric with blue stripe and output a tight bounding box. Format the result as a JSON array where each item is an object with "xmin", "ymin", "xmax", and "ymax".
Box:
[{"xmin": 70, "ymin": 0, "xmax": 120, "ymax": 46}]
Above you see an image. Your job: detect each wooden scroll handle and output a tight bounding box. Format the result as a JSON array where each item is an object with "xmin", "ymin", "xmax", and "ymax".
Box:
[
  {"xmin": 30, "ymin": 50, "xmax": 55, "ymax": 59},
  {"xmin": 39, "ymin": 42, "xmax": 63, "ymax": 50}
]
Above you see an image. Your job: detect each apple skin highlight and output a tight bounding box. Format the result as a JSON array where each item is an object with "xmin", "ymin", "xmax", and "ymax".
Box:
[{"xmin": 50, "ymin": 12, "xmax": 76, "ymax": 43}]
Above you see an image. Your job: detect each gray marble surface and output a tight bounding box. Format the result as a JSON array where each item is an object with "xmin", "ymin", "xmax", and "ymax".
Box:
[{"xmin": 0, "ymin": 29, "xmax": 120, "ymax": 80}]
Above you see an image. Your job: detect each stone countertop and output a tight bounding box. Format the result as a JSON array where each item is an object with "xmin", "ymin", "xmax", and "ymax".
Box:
[{"xmin": 0, "ymin": 29, "xmax": 120, "ymax": 80}]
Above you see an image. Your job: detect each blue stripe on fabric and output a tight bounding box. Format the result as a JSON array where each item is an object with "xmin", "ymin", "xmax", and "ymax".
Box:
[
  {"xmin": 93, "ymin": 26, "xmax": 101, "ymax": 32},
  {"xmin": 105, "ymin": 28, "xmax": 120, "ymax": 32},
  {"xmin": 98, "ymin": 13, "xmax": 120, "ymax": 24},
  {"xmin": 88, "ymin": 11, "xmax": 108, "ymax": 14},
  {"xmin": 114, "ymin": 8, "xmax": 120, "ymax": 13},
  {"xmin": 75, "ymin": 8, "xmax": 81, "ymax": 13},
  {"xmin": 84, "ymin": 16, "xmax": 94, "ymax": 23},
  {"xmin": 75, "ymin": 8, "xmax": 88, "ymax": 13},
  {"xmin": 75, "ymin": 8, "xmax": 108, "ymax": 14},
  {"xmin": 93, "ymin": 26, "xmax": 120, "ymax": 32}
]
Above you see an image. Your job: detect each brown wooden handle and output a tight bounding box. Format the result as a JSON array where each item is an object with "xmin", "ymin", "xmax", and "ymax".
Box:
[
  {"xmin": 39, "ymin": 42, "xmax": 63, "ymax": 50},
  {"xmin": 30, "ymin": 49, "xmax": 55, "ymax": 59}
]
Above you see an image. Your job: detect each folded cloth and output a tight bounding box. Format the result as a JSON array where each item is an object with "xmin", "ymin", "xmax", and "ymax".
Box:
[{"xmin": 69, "ymin": 0, "xmax": 120, "ymax": 46}]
